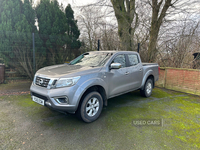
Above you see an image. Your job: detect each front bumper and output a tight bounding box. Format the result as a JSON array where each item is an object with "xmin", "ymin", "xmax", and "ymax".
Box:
[{"xmin": 30, "ymin": 83, "xmax": 79, "ymax": 113}]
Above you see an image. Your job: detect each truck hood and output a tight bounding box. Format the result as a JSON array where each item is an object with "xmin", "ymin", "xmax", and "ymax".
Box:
[{"xmin": 36, "ymin": 64, "xmax": 102, "ymax": 78}]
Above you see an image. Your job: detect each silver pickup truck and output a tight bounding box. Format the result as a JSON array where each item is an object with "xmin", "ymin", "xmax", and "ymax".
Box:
[{"xmin": 30, "ymin": 51, "xmax": 159, "ymax": 122}]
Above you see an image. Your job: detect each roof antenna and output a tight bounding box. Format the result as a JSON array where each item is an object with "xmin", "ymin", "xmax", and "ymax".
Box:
[
  {"xmin": 97, "ymin": 39, "xmax": 100, "ymax": 51},
  {"xmin": 137, "ymin": 43, "xmax": 140, "ymax": 53}
]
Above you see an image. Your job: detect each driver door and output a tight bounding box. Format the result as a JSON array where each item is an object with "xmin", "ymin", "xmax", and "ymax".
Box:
[{"xmin": 107, "ymin": 54, "xmax": 130, "ymax": 97}]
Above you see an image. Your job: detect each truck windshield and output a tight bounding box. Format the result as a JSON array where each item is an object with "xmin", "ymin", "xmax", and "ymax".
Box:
[{"xmin": 69, "ymin": 52, "xmax": 111, "ymax": 67}]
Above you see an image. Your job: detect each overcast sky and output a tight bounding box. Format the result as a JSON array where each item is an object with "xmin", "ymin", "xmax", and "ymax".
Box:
[
  {"xmin": 33, "ymin": 0, "xmax": 97, "ymax": 17},
  {"xmin": 34, "ymin": 0, "xmax": 93, "ymax": 8},
  {"xmin": 58, "ymin": 0, "xmax": 92, "ymax": 7}
]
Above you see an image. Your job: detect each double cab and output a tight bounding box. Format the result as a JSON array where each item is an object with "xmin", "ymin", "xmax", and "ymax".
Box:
[{"xmin": 30, "ymin": 51, "xmax": 159, "ymax": 122}]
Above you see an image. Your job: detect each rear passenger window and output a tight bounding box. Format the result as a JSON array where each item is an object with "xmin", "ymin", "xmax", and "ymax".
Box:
[
  {"xmin": 112, "ymin": 54, "xmax": 126, "ymax": 68},
  {"xmin": 128, "ymin": 54, "xmax": 139, "ymax": 66}
]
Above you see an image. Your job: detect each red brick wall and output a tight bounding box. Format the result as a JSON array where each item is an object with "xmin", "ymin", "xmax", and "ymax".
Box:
[{"xmin": 156, "ymin": 68, "xmax": 200, "ymax": 95}]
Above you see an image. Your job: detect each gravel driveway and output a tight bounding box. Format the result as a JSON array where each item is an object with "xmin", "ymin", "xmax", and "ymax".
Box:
[{"xmin": 0, "ymin": 81, "xmax": 200, "ymax": 149}]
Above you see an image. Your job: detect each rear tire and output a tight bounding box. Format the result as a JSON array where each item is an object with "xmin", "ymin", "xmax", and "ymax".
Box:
[
  {"xmin": 140, "ymin": 78, "xmax": 153, "ymax": 97},
  {"xmin": 76, "ymin": 91, "xmax": 103, "ymax": 123}
]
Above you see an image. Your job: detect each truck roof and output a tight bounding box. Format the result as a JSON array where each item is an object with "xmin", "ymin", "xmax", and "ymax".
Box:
[{"xmin": 88, "ymin": 50, "xmax": 139, "ymax": 55}]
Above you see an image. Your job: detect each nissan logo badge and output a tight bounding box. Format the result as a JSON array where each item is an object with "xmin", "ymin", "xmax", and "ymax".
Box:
[{"xmin": 39, "ymin": 79, "xmax": 44, "ymax": 85}]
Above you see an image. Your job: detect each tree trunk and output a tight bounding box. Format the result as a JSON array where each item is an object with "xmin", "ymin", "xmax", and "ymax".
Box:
[
  {"xmin": 117, "ymin": 18, "xmax": 133, "ymax": 51},
  {"xmin": 111, "ymin": 0, "xmax": 138, "ymax": 51},
  {"xmin": 147, "ymin": 0, "xmax": 172, "ymax": 62},
  {"xmin": 148, "ymin": 21, "xmax": 159, "ymax": 62}
]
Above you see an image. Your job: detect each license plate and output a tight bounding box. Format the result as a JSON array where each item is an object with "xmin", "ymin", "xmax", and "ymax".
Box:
[{"xmin": 32, "ymin": 96, "xmax": 44, "ymax": 106}]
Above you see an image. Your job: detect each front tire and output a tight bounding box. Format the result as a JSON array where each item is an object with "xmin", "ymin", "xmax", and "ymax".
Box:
[
  {"xmin": 140, "ymin": 78, "xmax": 153, "ymax": 97},
  {"xmin": 76, "ymin": 91, "xmax": 103, "ymax": 123}
]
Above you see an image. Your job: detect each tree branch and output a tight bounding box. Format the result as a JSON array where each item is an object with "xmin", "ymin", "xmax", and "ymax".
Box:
[{"xmin": 158, "ymin": 0, "xmax": 172, "ymax": 27}]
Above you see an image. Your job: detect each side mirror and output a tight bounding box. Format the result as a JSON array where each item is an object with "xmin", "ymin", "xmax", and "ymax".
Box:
[{"xmin": 110, "ymin": 63, "xmax": 122, "ymax": 69}]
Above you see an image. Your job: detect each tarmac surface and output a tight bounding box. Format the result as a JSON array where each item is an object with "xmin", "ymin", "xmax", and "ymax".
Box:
[{"xmin": 0, "ymin": 81, "xmax": 200, "ymax": 149}]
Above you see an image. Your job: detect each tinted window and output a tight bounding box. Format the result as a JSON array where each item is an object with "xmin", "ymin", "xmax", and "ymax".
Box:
[
  {"xmin": 128, "ymin": 54, "xmax": 139, "ymax": 66},
  {"xmin": 112, "ymin": 54, "xmax": 126, "ymax": 68}
]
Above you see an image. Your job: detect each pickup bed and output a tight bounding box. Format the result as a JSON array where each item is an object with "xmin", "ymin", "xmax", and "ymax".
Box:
[{"xmin": 30, "ymin": 51, "xmax": 159, "ymax": 122}]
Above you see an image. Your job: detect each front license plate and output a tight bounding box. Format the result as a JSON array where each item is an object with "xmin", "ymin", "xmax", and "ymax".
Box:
[{"xmin": 32, "ymin": 96, "xmax": 44, "ymax": 106}]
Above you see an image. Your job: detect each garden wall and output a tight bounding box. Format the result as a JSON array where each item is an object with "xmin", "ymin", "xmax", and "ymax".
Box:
[{"xmin": 156, "ymin": 67, "xmax": 200, "ymax": 95}]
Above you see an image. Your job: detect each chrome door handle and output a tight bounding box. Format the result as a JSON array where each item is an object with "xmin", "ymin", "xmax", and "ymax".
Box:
[{"xmin": 125, "ymin": 72, "xmax": 129, "ymax": 75}]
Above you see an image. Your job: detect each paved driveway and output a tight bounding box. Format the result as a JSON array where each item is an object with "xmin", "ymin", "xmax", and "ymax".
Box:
[{"xmin": 0, "ymin": 82, "xmax": 200, "ymax": 149}]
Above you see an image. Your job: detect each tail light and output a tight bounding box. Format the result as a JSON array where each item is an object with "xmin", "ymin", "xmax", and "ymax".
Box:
[{"xmin": 158, "ymin": 66, "xmax": 160, "ymax": 75}]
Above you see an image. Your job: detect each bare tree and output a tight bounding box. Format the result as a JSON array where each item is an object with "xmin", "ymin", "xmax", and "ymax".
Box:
[
  {"xmin": 146, "ymin": 0, "xmax": 200, "ymax": 62},
  {"xmin": 110, "ymin": 0, "xmax": 139, "ymax": 51},
  {"xmin": 76, "ymin": 0, "xmax": 200, "ymax": 65},
  {"xmin": 77, "ymin": 5, "xmax": 121, "ymax": 51},
  {"xmin": 158, "ymin": 18, "xmax": 200, "ymax": 68},
  {"xmin": 78, "ymin": 0, "xmax": 139, "ymax": 51},
  {"xmin": 77, "ymin": 6, "xmax": 103, "ymax": 51},
  {"xmin": 101, "ymin": 24, "xmax": 121, "ymax": 50}
]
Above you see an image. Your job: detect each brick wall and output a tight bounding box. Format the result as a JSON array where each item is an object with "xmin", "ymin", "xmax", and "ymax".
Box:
[{"xmin": 156, "ymin": 67, "xmax": 200, "ymax": 95}]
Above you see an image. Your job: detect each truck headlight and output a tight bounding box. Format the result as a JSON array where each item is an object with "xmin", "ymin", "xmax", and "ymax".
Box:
[{"xmin": 55, "ymin": 76, "xmax": 80, "ymax": 88}]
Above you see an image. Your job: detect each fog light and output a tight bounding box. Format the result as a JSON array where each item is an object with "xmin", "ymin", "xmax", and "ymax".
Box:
[
  {"xmin": 45, "ymin": 102, "xmax": 52, "ymax": 106},
  {"xmin": 54, "ymin": 96, "xmax": 69, "ymax": 104}
]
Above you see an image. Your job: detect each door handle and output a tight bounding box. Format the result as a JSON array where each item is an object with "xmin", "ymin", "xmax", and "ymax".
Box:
[
  {"xmin": 139, "ymin": 68, "xmax": 143, "ymax": 71},
  {"xmin": 125, "ymin": 72, "xmax": 129, "ymax": 75}
]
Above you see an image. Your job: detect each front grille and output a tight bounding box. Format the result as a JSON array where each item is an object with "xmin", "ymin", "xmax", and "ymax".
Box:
[
  {"xmin": 35, "ymin": 76, "xmax": 50, "ymax": 88},
  {"xmin": 31, "ymin": 92, "xmax": 48, "ymax": 101}
]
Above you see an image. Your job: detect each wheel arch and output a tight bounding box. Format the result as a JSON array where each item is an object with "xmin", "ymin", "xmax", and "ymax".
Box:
[
  {"xmin": 141, "ymin": 74, "xmax": 155, "ymax": 90},
  {"xmin": 77, "ymin": 85, "xmax": 107, "ymax": 112}
]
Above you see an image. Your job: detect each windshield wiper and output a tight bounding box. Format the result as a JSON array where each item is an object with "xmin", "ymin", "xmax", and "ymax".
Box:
[
  {"xmin": 69, "ymin": 53, "xmax": 89, "ymax": 65},
  {"xmin": 97, "ymin": 53, "xmax": 110, "ymax": 66}
]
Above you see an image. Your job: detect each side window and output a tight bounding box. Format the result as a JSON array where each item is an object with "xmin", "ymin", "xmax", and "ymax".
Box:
[
  {"xmin": 112, "ymin": 54, "xmax": 126, "ymax": 68},
  {"xmin": 128, "ymin": 54, "xmax": 139, "ymax": 66}
]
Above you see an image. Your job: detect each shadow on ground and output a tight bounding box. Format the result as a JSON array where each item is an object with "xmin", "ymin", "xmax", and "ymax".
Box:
[{"xmin": 0, "ymin": 82, "xmax": 200, "ymax": 150}]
